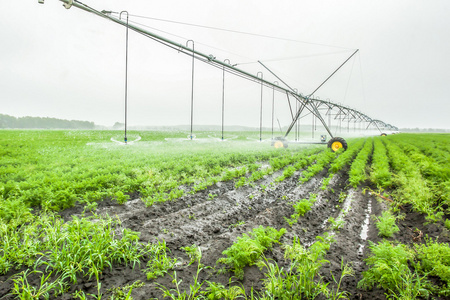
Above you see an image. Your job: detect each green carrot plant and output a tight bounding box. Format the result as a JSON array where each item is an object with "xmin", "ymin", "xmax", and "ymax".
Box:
[
  {"xmin": 284, "ymin": 193, "xmax": 317, "ymax": 226},
  {"xmin": 217, "ymin": 226, "xmax": 286, "ymax": 279},
  {"xmin": 370, "ymin": 137, "xmax": 393, "ymax": 188},
  {"xmin": 358, "ymin": 240, "xmax": 432, "ymax": 299},
  {"xmin": 299, "ymin": 150, "xmax": 337, "ymax": 183},
  {"xmin": 348, "ymin": 138, "xmax": 373, "ymax": 187},
  {"xmin": 374, "ymin": 210, "xmax": 399, "ymax": 238}
]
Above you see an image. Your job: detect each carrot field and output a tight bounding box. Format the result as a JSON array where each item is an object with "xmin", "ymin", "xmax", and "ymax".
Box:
[{"xmin": 0, "ymin": 130, "xmax": 449, "ymax": 299}]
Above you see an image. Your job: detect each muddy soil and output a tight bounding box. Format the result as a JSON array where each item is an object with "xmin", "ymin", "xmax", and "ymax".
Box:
[{"xmin": 1, "ymin": 167, "xmax": 448, "ymax": 299}]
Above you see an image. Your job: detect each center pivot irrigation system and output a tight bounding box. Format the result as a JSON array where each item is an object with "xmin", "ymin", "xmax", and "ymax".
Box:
[{"xmin": 40, "ymin": 0, "xmax": 398, "ymax": 151}]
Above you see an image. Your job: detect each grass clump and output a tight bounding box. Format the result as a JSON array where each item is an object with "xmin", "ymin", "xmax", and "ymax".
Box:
[
  {"xmin": 257, "ymin": 233, "xmax": 346, "ymax": 299},
  {"xmin": 181, "ymin": 244, "xmax": 202, "ymax": 266},
  {"xmin": 2, "ymin": 213, "xmax": 153, "ymax": 299},
  {"xmin": 257, "ymin": 237, "xmax": 328, "ymax": 299},
  {"xmin": 145, "ymin": 240, "xmax": 178, "ymax": 280},
  {"xmin": 157, "ymin": 247, "xmax": 206, "ymax": 300},
  {"xmin": 218, "ymin": 226, "xmax": 286, "ymax": 279},
  {"xmin": 203, "ymin": 281, "xmax": 246, "ymax": 300},
  {"xmin": 108, "ymin": 280, "xmax": 145, "ymax": 300}
]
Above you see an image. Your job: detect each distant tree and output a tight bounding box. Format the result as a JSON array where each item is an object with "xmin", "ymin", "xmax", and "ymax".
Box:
[
  {"xmin": 0, "ymin": 114, "xmax": 95, "ymax": 129},
  {"xmin": 113, "ymin": 122, "xmax": 124, "ymax": 129}
]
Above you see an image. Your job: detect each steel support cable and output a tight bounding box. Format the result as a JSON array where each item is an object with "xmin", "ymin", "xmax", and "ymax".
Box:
[
  {"xmin": 308, "ymin": 49, "xmax": 359, "ymax": 98},
  {"xmin": 358, "ymin": 53, "xmax": 368, "ymax": 114},
  {"xmin": 234, "ymin": 50, "xmax": 353, "ymax": 67},
  {"xmin": 126, "ymin": 13, "xmax": 354, "ymax": 51},
  {"xmin": 341, "ymin": 54, "xmax": 357, "ymax": 106},
  {"xmin": 126, "ymin": 19, "xmax": 255, "ymax": 63},
  {"xmin": 258, "ymin": 50, "xmax": 354, "ymax": 63}
]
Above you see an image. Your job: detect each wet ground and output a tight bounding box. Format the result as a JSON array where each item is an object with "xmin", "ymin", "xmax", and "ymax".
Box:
[{"xmin": 1, "ymin": 165, "xmax": 448, "ymax": 299}]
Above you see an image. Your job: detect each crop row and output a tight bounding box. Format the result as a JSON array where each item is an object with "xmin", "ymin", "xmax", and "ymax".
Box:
[
  {"xmin": 2, "ymin": 130, "xmax": 449, "ymax": 299},
  {"xmin": 358, "ymin": 133, "xmax": 450, "ymax": 298},
  {"xmin": 0, "ymin": 130, "xmax": 324, "ymax": 226}
]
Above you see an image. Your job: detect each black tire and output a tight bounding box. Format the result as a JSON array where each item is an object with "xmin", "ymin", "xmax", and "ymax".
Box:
[
  {"xmin": 327, "ymin": 137, "xmax": 348, "ymax": 152},
  {"xmin": 380, "ymin": 133, "xmax": 387, "ymax": 136}
]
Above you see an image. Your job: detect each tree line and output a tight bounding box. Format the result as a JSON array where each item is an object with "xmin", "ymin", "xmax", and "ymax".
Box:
[{"xmin": 0, "ymin": 114, "xmax": 95, "ymax": 129}]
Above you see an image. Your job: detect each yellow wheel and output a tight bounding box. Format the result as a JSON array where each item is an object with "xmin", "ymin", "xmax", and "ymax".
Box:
[
  {"xmin": 327, "ymin": 137, "xmax": 348, "ymax": 152},
  {"xmin": 331, "ymin": 141, "xmax": 343, "ymax": 151},
  {"xmin": 381, "ymin": 133, "xmax": 387, "ymax": 136},
  {"xmin": 274, "ymin": 141, "xmax": 284, "ymax": 148},
  {"xmin": 271, "ymin": 137, "xmax": 288, "ymax": 148}
]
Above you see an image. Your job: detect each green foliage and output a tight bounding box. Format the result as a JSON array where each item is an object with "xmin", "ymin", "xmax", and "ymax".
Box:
[
  {"xmin": 348, "ymin": 138, "xmax": 373, "ymax": 187},
  {"xmin": 157, "ymin": 247, "xmax": 205, "ymax": 300},
  {"xmin": 145, "ymin": 240, "xmax": 178, "ymax": 280},
  {"xmin": 358, "ymin": 240, "xmax": 431, "ymax": 299},
  {"xmin": 108, "ymin": 280, "xmax": 144, "ymax": 300},
  {"xmin": 257, "ymin": 234, "xmax": 337, "ymax": 299},
  {"xmin": 115, "ymin": 191, "xmax": 130, "ymax": 204},
  {"xmin": 2, "ymin": 213, "xmax": 151, "ymax": 298},
  {"xmin": 328, "ymin": 259, "xmax": 355, "ymax": 300},
  {"xmin": 234, "ymin": 176, "xmax": 247, "ymax": 189},
  {"xmin": 328, "ymin": 139, "xmax": 366, "ymax": 174},
  {"xmin": 414, "ymin": 237, "xmax": 450, "ymax": 286},
  {"xmin": 370, "ymin": 138, "xmax": 392, "ymax": 188},
  {"xmin": 181, "ymin": 244, "xmax": 202, "ymax": 266},
  {"xmin": 338, "ymin": 191, "xmax": 347, "ymax": 203},
  {"xmin": 299, "ymin": 150, "xmax": 337, "ymax": 183},
  {"xmin": 203, "ymin": 281, "xmax": 245, "ymax": 300},
  {"xmin": 0, "ymin": 197, "xmax": 33, "ymax": 226},
  {"xmin": 275, "ymin": 165, "xmax": 296, "ymax": 182},
  {"xmin": 327, "ymin": 216, "xmax": 345, "ymax": 231},
  {"xmin": 375, "ymin": 210, "xmax": 399, "ymax": 238},
  {"xmin": 445, "ymin": 219, "xmax": 450, "ymax": 231},
  {"xmin": 1, "ymin": 130, "xmax": 309, "ymax": 220},
  {"xmin": 384, "ymin": 138, "xmax": 440, "ymax": 220},
  {"xmin": 207, "ymin": 193, "xmax": 217, "ymax": 200},
  {"xmin": 218, "ymin": 226, "xmax": 286, "ymax": 279},
  {"xmin": 321, "ymin": 175, "xmax": 332, "ymax": 190},
  {"xmin": 293, "ymin": 198, "xmax": 313, "ymax": 216},
  {"xmin": 284, "ymin": 194, "xmax": 317, "ymax": 226},
  {"xmin": 11, "ymin": 270, "xmax": 69, "ymax": 299}
]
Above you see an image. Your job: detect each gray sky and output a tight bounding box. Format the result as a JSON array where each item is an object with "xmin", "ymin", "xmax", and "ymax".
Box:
[{"xmin": 1, "ymin": 0, "xmax": 449, "ymax": 129}]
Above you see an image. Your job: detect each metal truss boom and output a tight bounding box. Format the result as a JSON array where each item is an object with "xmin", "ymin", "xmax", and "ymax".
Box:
[{"xmin": 54, "ymin": 0, "xmax": 398, "ymax": 135}]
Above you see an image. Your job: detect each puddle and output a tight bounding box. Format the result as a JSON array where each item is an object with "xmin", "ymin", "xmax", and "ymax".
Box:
[{"xmin": 357, "ymin": 198, "xmax": 372, "ymax": 256}]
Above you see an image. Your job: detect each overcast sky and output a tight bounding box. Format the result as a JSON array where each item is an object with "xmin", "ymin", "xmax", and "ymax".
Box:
[{"xmin": 1, "ymin": 0, "xmax": 449, "ymax": 129}]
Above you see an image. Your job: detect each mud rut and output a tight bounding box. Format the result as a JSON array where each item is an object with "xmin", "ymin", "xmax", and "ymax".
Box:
[
  {"xmin": 3, "ymin": 161, "xmax": 443, "ymax": 299},
  {"xmin": 57, "ymin": 164, "xmax": 379, "ymax": 299}
]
